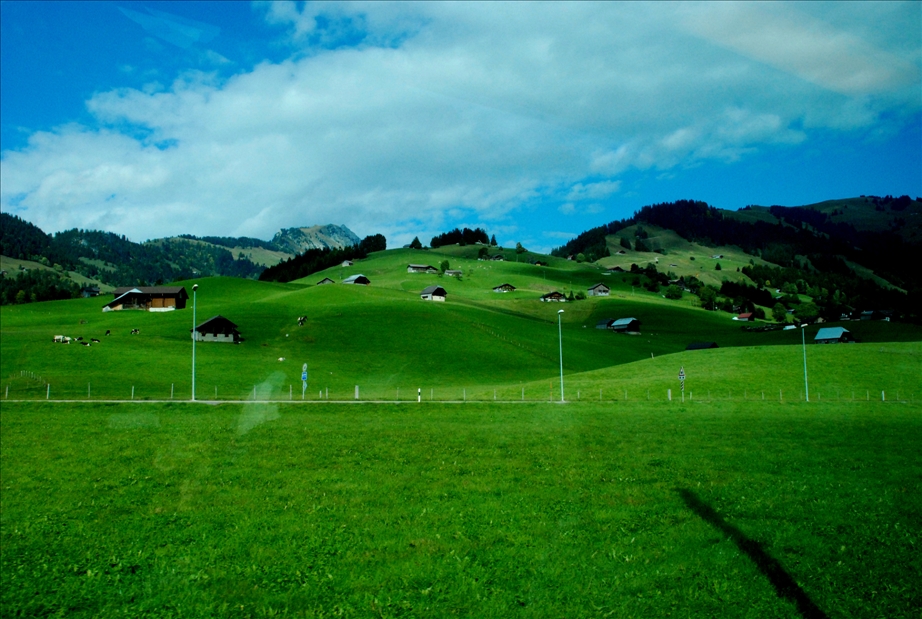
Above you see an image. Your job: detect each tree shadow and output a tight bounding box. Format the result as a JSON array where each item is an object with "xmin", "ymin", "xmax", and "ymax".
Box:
[{"xmin": 676, "ymin": 488, "xmax": 828, "ymax": 619}]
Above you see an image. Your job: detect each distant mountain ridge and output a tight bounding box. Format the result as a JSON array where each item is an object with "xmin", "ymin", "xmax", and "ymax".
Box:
[{"xmin": 271, "ymin": 224, "xmax": 361, "ymax": 254}]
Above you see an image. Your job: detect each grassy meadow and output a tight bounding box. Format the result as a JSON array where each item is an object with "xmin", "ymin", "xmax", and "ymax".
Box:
[
  {"xmin": 2, "ymin": 400, "xmax": 920, "ymax": 618},
  {"xmin": 2, "ymin": 245, "xmax": 921, "ymax": 617}
]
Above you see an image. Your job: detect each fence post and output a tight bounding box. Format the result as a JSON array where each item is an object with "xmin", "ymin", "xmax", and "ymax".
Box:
[
  {"xmin": 171, "ymin": 383, "xmax": 174, "ymax": 399},
  {"xmin": 132, "ymin": 386, "xmax": 135, "ymax": 400},
  {"xmin": 464, "ymin": 388, "xmax": 466, "ymax": 402},
  {"xmin": 418, "ymin": 388, "xmax": 421, "ymax": 403},
  {"xmin": 882, "ymin": 391, "xmax": 885, "ymax": 402},
  {"xmin": 668, "ymin": 389, "xmax": 671, "ymax": 401},
  {"xmin": 355, "ymin": 385, "xmax": 359, "ymax": 400},
  {"xmin": 47, "ymin": 384, "xmax": 50, "ymax": 400}
]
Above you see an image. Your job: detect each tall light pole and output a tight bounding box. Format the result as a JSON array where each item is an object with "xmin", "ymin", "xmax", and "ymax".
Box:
[
  {"xmin": 801, "ymin": 323, "xmax": 809, "ymax": 402},
  {"xmin": 192, "ymin": 283, "xmax": 198, "ymax": 401},
  {"xmin": 558, "ymin": 309, "xmax": 565, "ymax": 403}
]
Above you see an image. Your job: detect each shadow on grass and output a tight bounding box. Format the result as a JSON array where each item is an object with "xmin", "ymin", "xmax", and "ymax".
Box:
[{"xmin": 676, "ymin": 488, "xmax": 828, "ymax": 619}]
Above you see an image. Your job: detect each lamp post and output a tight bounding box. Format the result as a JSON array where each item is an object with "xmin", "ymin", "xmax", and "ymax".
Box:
[
  {"xmin": 557, "ymin": 309, "xmax": 565, "ymax": 402},
  {"xmin": 801, "ymin": 323, "xmax": 809, "ymax": 402},
  {"xmin": 192, "ymin": 283, "xmax": 198, "ymax": 401}
]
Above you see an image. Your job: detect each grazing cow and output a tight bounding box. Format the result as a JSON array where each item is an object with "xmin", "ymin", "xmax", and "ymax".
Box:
[
  {"xmin": 81, "ymin": 341, "xmax": 91, "ymax": 346},
  {"xmin": 105, "ymin": 330, "xmax": 111, "ymax": 336},
  {"xmin": 297, "ymin": 316, "xmax": 306, "ymax": 326},
  {"xmin": 278, "ymin": 357, "xmax": 286, "ymax": 362},
  {"xmin": 91, "ymin": 338, "xmax": 101, "ymax": 343},
  {"xmin": 130, "ymin": 328, "xmax": 140, "ymax": 335},
  {"xmin": 75, "ymin": 337, "xmax": 83, "ymax": 341},
  {"xmin": 54, "ymin": 335, "xmax": 65, "ymax": 343}
]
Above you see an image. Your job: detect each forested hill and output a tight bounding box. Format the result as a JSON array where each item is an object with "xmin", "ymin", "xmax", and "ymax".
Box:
[
  {"xmin": 0, "ymin": 213, "xmax": 265, "ymax": 290},
  {"xmin": 552, "ymin": 197, "xmax": 921, "ymax": 320}
]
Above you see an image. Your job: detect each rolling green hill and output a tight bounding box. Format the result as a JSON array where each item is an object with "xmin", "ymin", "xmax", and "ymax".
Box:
[{"xmin": 3, "ymin": 246, "xmax": 919, "ymax": 402}]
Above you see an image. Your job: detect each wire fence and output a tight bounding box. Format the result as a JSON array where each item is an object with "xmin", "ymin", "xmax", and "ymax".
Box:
[{"xmin": 4, "ymin": 370, "xmax": 916, "ymax": 404}]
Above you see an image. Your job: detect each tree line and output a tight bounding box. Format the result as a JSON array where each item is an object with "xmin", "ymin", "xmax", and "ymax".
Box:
[{"xmin": 259, "ymin": 234, "xmax": 386, "ymax": 283}]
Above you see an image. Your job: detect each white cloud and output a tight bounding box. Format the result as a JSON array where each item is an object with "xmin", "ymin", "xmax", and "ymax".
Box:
[{"xmin": 2, "ymin": 2, "xmax": 919, "ymax": 241}]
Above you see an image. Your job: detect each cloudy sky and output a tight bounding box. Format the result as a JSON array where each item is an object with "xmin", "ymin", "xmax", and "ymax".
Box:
[{"xmin": 2, "ymin": 1, "xmax": 920, "ymax": 251}]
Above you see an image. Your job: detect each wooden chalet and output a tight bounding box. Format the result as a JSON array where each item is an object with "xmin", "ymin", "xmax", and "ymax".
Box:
[
  {"xmin": 420, "ymin": 285, "xmax": 447, "ymax": 302},
  {"xmin": 814, "ymin": 327, "xmax": 854, "ymax": 344},
  {"xmin": 445, "ymin": 269, "xmax": 463, "ymax": 277},
  {"xmin": 735, "ymin": 312, "xmax": 753, "ymax": 322},
  {"xmin": 587, "ymin": 282, "xmax": 610, "ymax": 297},
  {"xmin": 540, "ymin": 291, "xmax": 567, "ymax": 303},
  {"xmin": 490, "ymin": 255, "xmax": 505, "ymax": 261},
  {"xmin": 407, "ymin": 264, "xmax": 438, "ymax": 274},
  {"xmin": 609, "ymin": 317, "xmax": 640, "ymax": 334},
  {"xmin": 103, "ymin": 286, "xmax": 188, "ymax": 312},
  {"xmin": 343, "ymin": 274, "xmax": 371, "ymax": 285},
  {"xmin": 596, "ymin": 318, "xmax": 614, "ymax": 329},
  {"xmin": 493, "ymin": 283, "xmax": 516, "ymax": 293},
  {"xmin": 316, "ymin": 277, "xmax": 335, "ymax": 285},
  {"xmin": 192, "ymin": 315, "xmax": 241, "ymax": 343}
]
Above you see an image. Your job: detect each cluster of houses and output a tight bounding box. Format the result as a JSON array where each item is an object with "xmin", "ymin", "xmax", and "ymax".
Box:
[{"xmin": 91, "ymin": 256, "xmax": 863, "ymax": 347}]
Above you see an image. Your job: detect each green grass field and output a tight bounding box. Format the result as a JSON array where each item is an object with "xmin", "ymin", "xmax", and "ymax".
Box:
[
  {"xmin": 2, "ymin": 247, "xmax": 920, "ymax": 617},
  {"xmin": 2, "ymin": 400, "xmax": 919, "ymax": 618}
]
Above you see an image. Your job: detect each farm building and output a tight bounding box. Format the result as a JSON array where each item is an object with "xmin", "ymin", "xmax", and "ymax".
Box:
[
  {"xmin": 103, "ymin": 286, "xmax": 188, "ymax": 312},
  {"xmin": 734, "ymin": 312, "xmax": 753, "ymax": 321},
  {"xmin": 316, "ymin": 277, "xmax": 335, "ymax": 285},
  {"xmin": 192, "ymin": 316, "xmax": 241, "ymax": 343},
  {"xmin": 686, "ymin": 341, "xmax": 719, "ymax": 350},
  {"xmin": 607, "ymin": 266, "xmax": 626, "ymax": 273},
  {"xmin": 445, "ymin": 270, "xmax": 463, "ymax": 277},
  {"xmin": 343, "ymin": 274, "xmax": 370, "ymax": 285},
  {"xmin": 493, "ymin": 283, "xmax": 516, "ymax": 293},
  {"xmin": 609, "ymin": 318, "xmax": 641, "ymax": 334},
  {"xmin": 540, "ymin": 291, "xmax": 567, "ymax": 302},
  {"xmin": 420, "ymin": 285, "xmax": 447, "ymax": 302},
  {"xmin": 814, "ymin": 327, "xmax": 854, "ymax": 344},
  {"xmin": 596, "ymin": 318, "xmax": 614, "ymax": 329},
  {"xmin": 81, "ymin": 286, "xmax": 101, "ymax": 298},
  {"xmin": 490, "ymin": 255, "xmax": 505, "ymax": 261},
  {"xmin": 407, "ymin": 264, "xmax": 438, "ymax": 274},
  {"xmin": 341, "ymin": 260, "xmax": 353, "ymax": 267},
  {"xmin": 587, "ymin": 283, "xmax": 610, "ymax": 297}
]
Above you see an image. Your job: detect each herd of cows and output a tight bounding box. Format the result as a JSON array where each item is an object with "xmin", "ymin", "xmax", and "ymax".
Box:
[{"xmin": 52, "ymin": 328, "xmax": 139, "ymax": 346}]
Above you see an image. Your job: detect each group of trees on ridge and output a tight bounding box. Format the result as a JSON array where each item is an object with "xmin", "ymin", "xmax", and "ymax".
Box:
[
  {"xmin": 258, "ymin": 234, "xmax": 386, "ymax": 283},
  {"xmin": 553, "ymin": 199, "xmax": 920, "ymax": 321}
]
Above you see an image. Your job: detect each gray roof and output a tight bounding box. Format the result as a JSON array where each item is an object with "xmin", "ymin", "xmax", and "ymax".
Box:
[
  {"xmin": 343, "ymin": 274, "xmax": 369, "ymax": 284},
  {"xmin": 815, "ymin": 327, "xmax": 849, "ymax": 340},
  {"xmin": 421, "ymin": 285, "xmax": 446, "ymax": 296},
  {"xmin": 612, "ymin": 317, "xmax": 638, "ymax": 327}
]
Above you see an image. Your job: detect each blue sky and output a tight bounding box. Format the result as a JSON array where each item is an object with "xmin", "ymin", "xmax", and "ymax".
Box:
[{"xmin": 2, "ymin": 1, "xmax": 920, "ymax": 251}]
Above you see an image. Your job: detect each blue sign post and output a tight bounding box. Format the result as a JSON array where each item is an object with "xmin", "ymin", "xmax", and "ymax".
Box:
[{"xmin": 301, "ymin": 363, "xmax": 308, "ymax": 400}]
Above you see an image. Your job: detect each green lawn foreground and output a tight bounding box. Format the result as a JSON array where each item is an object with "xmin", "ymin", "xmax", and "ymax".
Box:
[{"xmin": 2, "ymin": 401, "xmax": 919, "ymax": 618}]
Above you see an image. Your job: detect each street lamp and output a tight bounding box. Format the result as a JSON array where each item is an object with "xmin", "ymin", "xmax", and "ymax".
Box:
[
  {"xmin": 801, "ymin": 323, "xmax": 809, "ymax": 402},
  {"xmin": 557, "ymin": 309, "xmax": 565, "ymax": 403},
  {"xmin": 192, "ymin": 283, "xmax": 198, "ymax": 401}
]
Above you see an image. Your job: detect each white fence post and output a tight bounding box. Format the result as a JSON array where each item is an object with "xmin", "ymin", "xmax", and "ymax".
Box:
[
  {"xmin": 668, "ymin": 389, "xmax": 671, "ymax": 401},
  {"xmin": 355, "ymin": 385, "xmax": 359, "ymax": 400}
]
